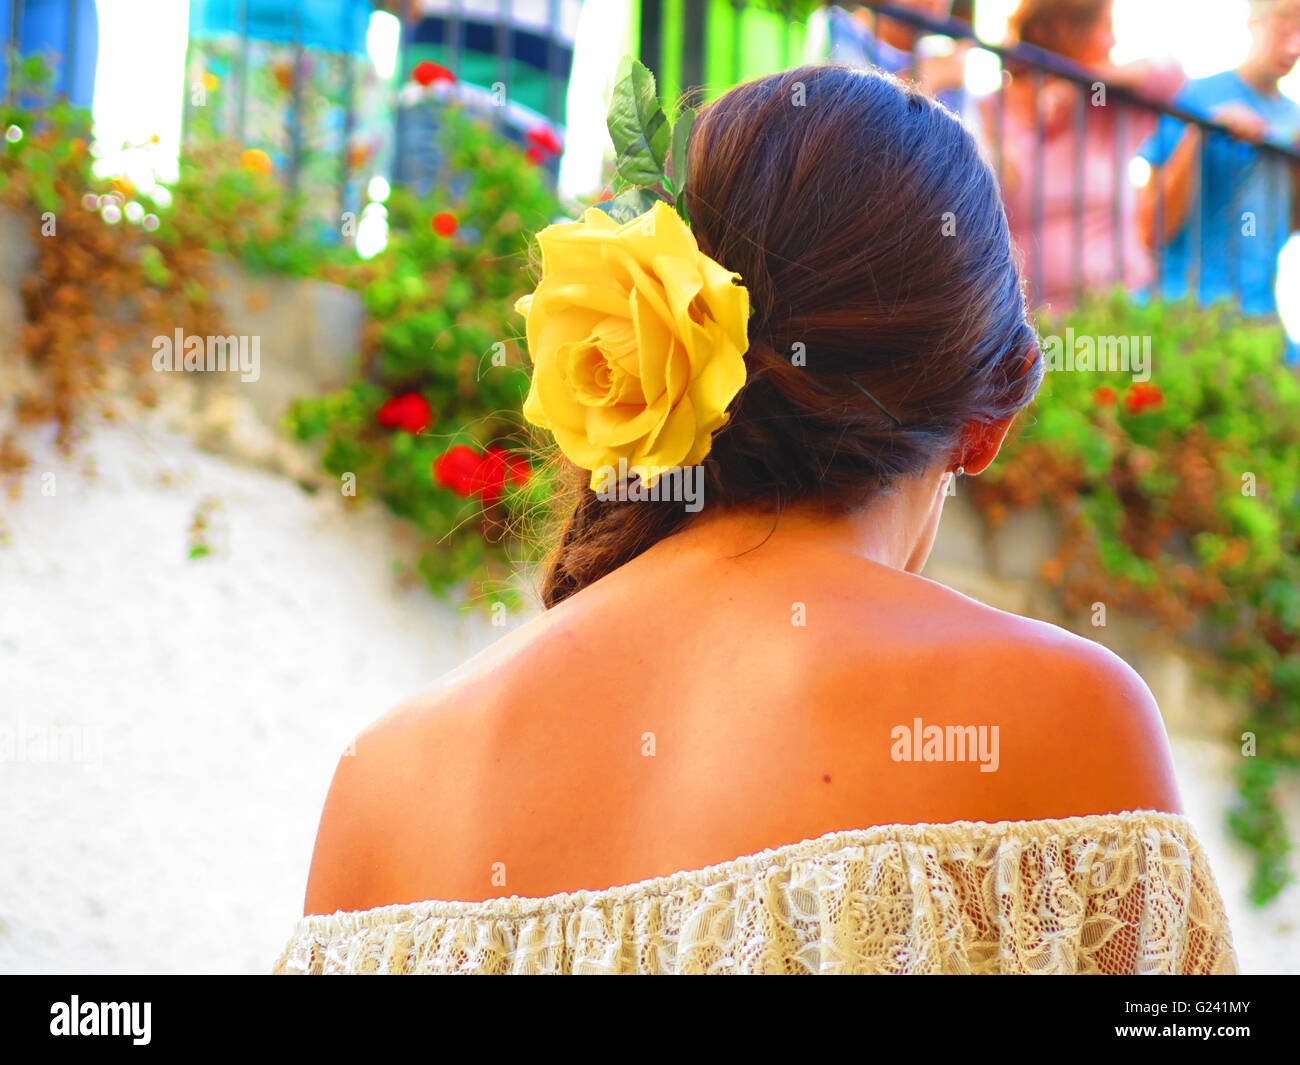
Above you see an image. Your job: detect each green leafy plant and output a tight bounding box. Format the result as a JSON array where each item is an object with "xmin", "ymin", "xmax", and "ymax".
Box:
[
  {"xmin": 0, "ymin": 53, "xmax": 222, "ymax": 485},
  {"xmin": 968, "ymin": 291, "xmax": 1300, "ymax": 904},
  {"xmin": 170, "ymin": 97, "xmax": 355, "ymax": 280},
  {"xmin": 285, "ymin": 104, "xmax": 563, "ymax": 606}
]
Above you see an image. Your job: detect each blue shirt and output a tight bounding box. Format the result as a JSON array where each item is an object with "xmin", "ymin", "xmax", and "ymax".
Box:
[
  {"xmin": 1140, "ymin": 70, "xmax": 1300, "ymax": 320},
  {"xmin": 825, "ymin": 6, "xmax": 964, "ymax": 114}
]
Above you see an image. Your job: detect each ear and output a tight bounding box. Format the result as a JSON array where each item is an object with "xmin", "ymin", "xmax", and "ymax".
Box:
[
  {"xmin": 954, "ymin": 415, "xmax": 1015, "ymax": 476},
  {"xmin": 958, "ymin": 343, "xmax": 1038, "ymax": 475}
]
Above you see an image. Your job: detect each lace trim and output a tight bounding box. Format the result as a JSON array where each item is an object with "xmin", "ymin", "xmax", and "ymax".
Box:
[
  {"xmin": 293, "ymin": 810, "xmax": 1191, "ymax": 922},
  {"xmin": 274, "ymin": 810, "xmax": 1238, "ymax": 975}
]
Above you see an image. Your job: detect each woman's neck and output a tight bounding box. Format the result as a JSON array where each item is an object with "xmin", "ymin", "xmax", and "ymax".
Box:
[{"xmin": 663, "ymin": 474, "xmax": 947, "ymax": 576}]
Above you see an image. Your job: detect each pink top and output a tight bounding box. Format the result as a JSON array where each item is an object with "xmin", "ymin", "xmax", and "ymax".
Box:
[{"xmin": 987, "ymin": 62, "xmax": 1185, "ymax": 312}]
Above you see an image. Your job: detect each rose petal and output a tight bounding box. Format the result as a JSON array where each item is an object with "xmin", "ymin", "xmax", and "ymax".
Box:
[
  {"xmin": 636, "ymin": 393, "xmax": 697, "ymax": 478},
  {"xmin": 585, "ymin": 389, "xmax": 670, "ymax": 447}
]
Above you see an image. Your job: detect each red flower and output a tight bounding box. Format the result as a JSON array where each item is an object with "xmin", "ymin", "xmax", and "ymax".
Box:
[
  {"xmin": 431, "ymin": 211, "xmax": 457, "ymax": 237},
  {"xmin": 1093, "ymin": 386, "xmax": 1118, "ymax": 406},
  {"xmin": 525, "ymin": 146, "xmax": 547, "ymax": 165},
  {"xmin": 433, "ymin": 444, "xmax": 483, "ymax": 497},
  {"xmin": 432, "ymin": 445, "xmax": 531, "ymax": 504},
  {"xmin": 475, "ymin": 446, "xmax": 509, "ymax": 505},
  {"xmin": 377, "ymin": 392, "xmax": 432, "ymax": 434},
  {"xmin": 525, "ymin": 125, "xmax": 563, "ymax": 155},
  {"xmin": 1123, "ymin": 382, "xmax": 1164, "ymax": 415},
  {"xmin": 505, "ymin": 452, "xmax": 531, "ymax": 488},
  {"xmin": 412, "ymin": 61, "xmax": 455, "ymax": 87}
]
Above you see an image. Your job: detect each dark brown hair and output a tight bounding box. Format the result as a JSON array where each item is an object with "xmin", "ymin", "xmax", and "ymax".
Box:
[{"xmin": 537, "ymin": 64, "xmax": 1041, "ymax": 607}]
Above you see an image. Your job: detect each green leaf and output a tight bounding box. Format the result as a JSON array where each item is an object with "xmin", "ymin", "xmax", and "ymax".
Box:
[
  {"xmin": 607, "ymin": 57, "xmax": 670, "ymax": 192},
  {"xmin": 593, "ymin": 187, "xmax": 665, "ymax": 224},
  {"xmin": 668, "ymin": 106, "xmax": 696, "ymax": 201}
]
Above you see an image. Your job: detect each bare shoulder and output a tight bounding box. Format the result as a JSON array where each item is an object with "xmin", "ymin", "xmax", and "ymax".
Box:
[
  {"xmin": 300, "ymin": 704, "xmax": 423, "ymax": 916},
  {"xmin": 833, "ymin": 564, "xmax": 1185, "ymax": 819},
  {"xmin": 300, "ymin": 618, "xmax": 549, "ymax": 916}
]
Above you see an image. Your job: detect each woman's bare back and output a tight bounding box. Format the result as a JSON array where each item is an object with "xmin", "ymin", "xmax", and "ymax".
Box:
[{"xmin": 302, "ymin": 510, "xmax": 1181, "ymax": 915}]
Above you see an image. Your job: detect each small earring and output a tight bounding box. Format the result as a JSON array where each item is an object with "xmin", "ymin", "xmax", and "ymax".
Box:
[{"xmin": 954, "ymin": 465, "xmax": 965, "ymax": 477}]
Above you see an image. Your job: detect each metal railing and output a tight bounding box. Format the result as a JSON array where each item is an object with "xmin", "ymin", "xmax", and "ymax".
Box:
[
  {"xmin": 845, "ymin": 1, "xmax": 1300, "ymax": 318},
  {"xmin": 14, "ymin": 0, "xmax": 1294, "ymax": 320},
  {"xmin": 385, "ymin": 0, "xmax": 575, "ymax": 188},
  {"xmin": 177, "ymin": 0, "xmax": 576, "ymax": 230}
]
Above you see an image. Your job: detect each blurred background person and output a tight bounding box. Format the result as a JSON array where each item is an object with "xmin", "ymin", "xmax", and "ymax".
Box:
[
  {"xmin": 1138, "ymin": 0, "xmax": 1300, "ymax": 363},
  {"xmin": 805, "ymin": 1, "xmax": 974, "ymax": 113},
  {"xmin": 984, "ymin": 0, "xmax": 1184, "ymax": 311}
]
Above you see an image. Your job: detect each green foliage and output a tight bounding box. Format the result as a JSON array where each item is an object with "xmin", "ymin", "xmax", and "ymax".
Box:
[
  {"xmin": 608, "ymin": 56, "xmax": 670, "ymax": 190},
  {"xmin": 165, "ymin": 155, "xmax": 351, "ymax": 280},
  {"xmin": 0, "ymin": 53, "xmax": 226, "ymax": 465},
  {"xmin": 601, "ymin": 57, "xmax": 694, "ymax": 223},
  {"xmin": 1, "ymin": 49, "xmax": 95, "ymax": 214},
  {"xmin": 286, "ymin": 104, "xmax": 563, "ymax": 605},
  {"xmin": 972, "ymin": 291, "xmax": 1300, "ymax": 903},
  {"xmin": 169, "ymin": 99, "xmax": 354, "ymax": 279}
]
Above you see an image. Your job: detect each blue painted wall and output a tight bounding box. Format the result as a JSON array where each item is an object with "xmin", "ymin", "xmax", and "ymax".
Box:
[{"xmin": 1, "ymin": 0, "xmax": 99, "ymax": 108}]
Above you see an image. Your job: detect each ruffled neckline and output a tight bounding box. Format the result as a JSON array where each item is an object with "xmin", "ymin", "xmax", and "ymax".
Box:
[{"xmin": 295, "ymin": 808, "xmax": 1193, "ymax": 926}]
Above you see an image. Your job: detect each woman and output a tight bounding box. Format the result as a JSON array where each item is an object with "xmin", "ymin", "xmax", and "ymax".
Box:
[
  {"xmin": 984, "ymin": 0, "xmax": 1184, "ymax": 311},
  {"xmin": 275, "ymin": 65, "xmax": 1235, "ymax": 975}
]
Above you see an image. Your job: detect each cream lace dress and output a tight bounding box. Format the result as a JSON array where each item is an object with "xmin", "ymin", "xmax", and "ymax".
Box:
[{"xmin": 273, "ymin": 810, "xmax": 1237, "ymax": 975}]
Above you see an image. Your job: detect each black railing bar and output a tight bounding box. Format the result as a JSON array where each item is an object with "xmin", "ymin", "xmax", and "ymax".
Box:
[
  {"xmin": 1073, "ymin": 83, "xmax": 1085, "ymax": 302},
  {"xmin": 1153, "ymin": 125, "xmax": 1165, "ymax": 294},
  {"xmin": 1229, "ymin": 164, "xmax": 1242, "ymax": 303},
  {"xmin": 681, "ymin": 0, "xmax": 705, "ymax": 98},
  {"xmin": 1112, "ymin": 101, "xmax": 1124, "ymax": 287},
  {"xmin": 1031, "ymin": 67, "xmax": 1045, "ymax": 307},
  {"xmin": 994, "ymin": 61, "xmax": 1005, "ymax": 189},
  {"xmin": 1188, "ymin": 134, "xmax": 1202, "ymax": 301},
  {"xmin": 863, "ymin": 1, "xmax": 1300, "ymax": 164},
  {"xmin": 731, "ymin": 0, "xmax": 743, "ymax": 87},
  {"xmin": 1267, "ymin": 160, "xmax": 1283, "ymax": 311},
  {"xmin": 779, "ymin": 0, "xmax": 791, "ymax": 69},
  {"xmin": 639, "ymin": 0, "xmax": 661, "ymax": 83}
]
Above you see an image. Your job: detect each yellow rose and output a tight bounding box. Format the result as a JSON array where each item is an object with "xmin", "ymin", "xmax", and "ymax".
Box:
[{"xmin": 517, "ymin": 199, "xmax": 749, "ymax": 490}]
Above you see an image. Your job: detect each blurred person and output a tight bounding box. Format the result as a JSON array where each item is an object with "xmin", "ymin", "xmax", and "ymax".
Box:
[
  {"xmin": 985, "ymin": 0, "xmax": 1184, "ymax": 311},
  {"xmin": 1138, "ymin": 0, "xmax": 1300, "ymax": 362},
  {"xmin": 277, "ymin": 66, "xmax": 1236, "ymax": 975},
  {"xmin": 804, "ymin": 1, "xmax": 974, "ymax": 113}
]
